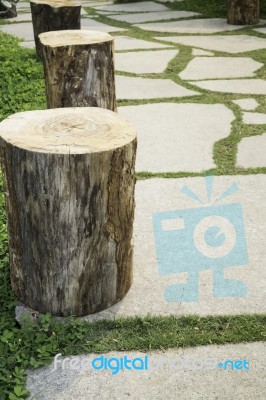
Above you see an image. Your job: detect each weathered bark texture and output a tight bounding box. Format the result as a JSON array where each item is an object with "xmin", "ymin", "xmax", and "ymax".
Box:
[
  {"xmin": 39, "ymin": 30, "xmax": 116, "ymax": 112},
  {"xmin": 227, "ymin": 0, "xmax": 259, "ymax": 25},
  {"xmin": 0, "ymin": 107, "xmax": 137, "ymax": 316},
  {"xmin": 30, "ymin": 0, "xmax": 81, "ymax": 59}
]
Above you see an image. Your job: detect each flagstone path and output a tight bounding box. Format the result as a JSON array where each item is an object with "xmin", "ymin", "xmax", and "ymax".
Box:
[
  {"xmin": 179, "ymin": 57, "xmax": 263, "ymax": 80},
  {"xmin": 94, "ymin": 1, "xmax": 169, "ymax": 13},
  {"xmin": 115, "ymin": 49, "xmax": 179, "ymax": 73},
  {"xmin": 190, "ymin": 79, "xmax": 266, "ymax": 94},
  {"xmin": 155, "ymin": 34, "xmax": 266, "ymax": 53},
  {"xmin": 115, "ymin": 76, "xmax": 199, "ymax": 99},
  {"xmin": 232, "ymin": 98, "xmax": 259, "ymax": 111},
  {"xmin": 108, "ymin": 10, "xmax": 200, "ymax": 23},
  {"xmin": 1, "ymin": 1, "xmax": 266, "ymax": 398},
  {"xmin": 237, "ymin": 134, "xmax": 266, "ymax": 168},
  {"xmin": 114, "ymin": 36, "xmax": 173, "ymax": 50},
  {"xmin": 242, "ymin": 112, "xmax": 266, "ymax": 124},
  {"xmin": 119, "ymin": 103, "xmax": 234, "ymax": 172},
  {"xmin": 134, "ymin": 18, "xmax": 247, "ymax": 33}
]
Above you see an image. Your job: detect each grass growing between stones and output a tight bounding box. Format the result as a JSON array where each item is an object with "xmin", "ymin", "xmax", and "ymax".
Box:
[{"xmin": 91, "ymin": 12, "xmax": 266, "ymax": 177}]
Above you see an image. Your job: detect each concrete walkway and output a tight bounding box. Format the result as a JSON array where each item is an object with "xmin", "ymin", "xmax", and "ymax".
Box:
[
  {"xmin": 1, "ymin": 1, "xmax": 265, "ymax": 398},
  {"xmin": 26, "ymin": 342, "xmax": 265, "ymax": 399}
]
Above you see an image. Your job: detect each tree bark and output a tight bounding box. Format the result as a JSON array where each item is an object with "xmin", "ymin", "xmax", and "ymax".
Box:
[
  {"xmin": 227, "ymin": 0, "xmax": 259, "ymax": 25},
  {"xmin": 39, "ymin": 30, "xmax": 117, "ymax": 112},
  {"xmin": 0, "ymin": 107, "xmax": 137, "ymax": 316},
  {"xmin": 30, "ymin": 0, "xmax": 81, "ymax": 59}
]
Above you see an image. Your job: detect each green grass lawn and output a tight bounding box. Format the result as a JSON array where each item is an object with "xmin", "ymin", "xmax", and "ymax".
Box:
[{"xmin": 1, "ymin": 1, "xmax": 266, "ymax": 398}]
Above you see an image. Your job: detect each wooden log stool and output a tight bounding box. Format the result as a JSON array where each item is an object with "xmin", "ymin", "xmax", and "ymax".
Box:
[
  {"xmin": 0, "ymin": 107, "xmax": 137, "ymax": 316},
  {"xmin": 30, "ymin": 0, "xmax": 81, "ymax": 59},
  {"xmin": 227, "ymin": 0, "xmax": 260, "ymax": 25},
  {"xmin": 39, "ymin": 30, "xmax": 116, "ymax": 111}
]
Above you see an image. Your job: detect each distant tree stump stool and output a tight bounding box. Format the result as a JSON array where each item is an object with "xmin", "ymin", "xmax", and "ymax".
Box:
[
  {"xmin": 227, "ymin": 0, "xmax": 260, "ymax": 25},
  {"xmin": 0, "ymin": 1, "xmax": 17, "ymax": 18},
  {"xmin": 0, "ymin": 107, "xmax": 137, "ymax": 316},
  {"xmin": 39, "ymin": 30, "xmax": 117, "ymax": 111},
  {"xmin": 30, "ymin": 0, "xmax": 81, "ymax": 59}
]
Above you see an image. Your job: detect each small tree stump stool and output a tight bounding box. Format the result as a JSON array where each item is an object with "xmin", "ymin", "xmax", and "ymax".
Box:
[
  {"xmin": 227, "ymin": 0, "xmax": 260, "ymax": 25},
  {"xmin": 0, "ymin": 107, "xmax": 137, "ymax": 316},
  {"xmin": 39, "ymin": 30, "xmax": 116, "ymax": 111},
  {"xmin": 30, "ymin": 0, "xmax": 81, "ymax": 59}
]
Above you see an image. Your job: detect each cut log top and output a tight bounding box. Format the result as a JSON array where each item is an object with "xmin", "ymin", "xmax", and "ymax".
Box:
[
  {"xmin": 0, "ymin": 108, "xmax": 136, "ymax": 154},
  {"xmin": 30, "ymin": 0, "xmax": 81, "ymax": 7},
  {"xmin": 39, "ymin": 30, "xmax": 113, "ymax": 47}
]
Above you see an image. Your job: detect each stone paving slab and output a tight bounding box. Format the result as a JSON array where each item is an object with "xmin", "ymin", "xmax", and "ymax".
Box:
[
  {"xmin": 190, "ymin": 79, "xmax": 266, "ymax": 95},
  {"xmin": 115, "ymin": 76, "xmax": 199, "ymax": 100},
  {"xmin": 114, "ymin": 35, "xmax": 173, "ymax": 51},
  {"xmin": 81, "ymin": 17, "xmax": 127, "ymax": 32},
  {"xmin": 16, "ymin": 2, "xmax": 30, "ymax": 9},
  {"xmin": 19, "ymin": 41, "xmax": 35, "ymax": 49},
  {"xmin": 192, "ymin": 48, "xmax": 214, "ymax": 56},
  {"xmin": 108, "ymin": 11, "xmax": 200, "ymax": 24},
  {"xmin": 95, "ymin": 1, "xmax": 169, "ymax": 13},
  {"xmin": 233, "ymin": 98, "xmax": 259, "ymax": 111},
  {"xmin": 78, "ymin": 174, "xmax": 266, "ymax": 321},
  {"xmin": 26, "ymin": 342, "xmax": 265, "ymax": 399},
  {"xmin": 154, "ymin": 34, "xmax": 266, "ymax": 53},
  {"xmin": 81, "ymin": 8, "xmax": 87, "ymax": 16},
  {"xmin": 84, "ymin": 1, "xmax": 113, "ymax": 6},
  {"xmin": 242, "ymin": 112, "xmax": 266, "ymax": 124},
  {"xmin": 119, "ymin": 103, "xmax": 234, "ymax": 172},
  {"xmin": 0, "ymin": 22, "xmax": 34, "ymax": 41},
  {"xmin": 94, "ymin": 10, "xmax": 129, "ymax": 15},
  {"xmin": 252, "ymin": 27, "xmax": 266, "ymax": 34},
  {"xmin": 237, "ymin": 134, "xmax": 266, "ymax": 168},
  {"xmin": 179, "ymin": 57, "xmax": 263, "ymax": 80},
  {"xmin": 5, "ymin": 12, "xmax": 32, "ymax": 23},
  {"xmin": 135, "ymin": 18, "xmax": 244, "ymax": 33},
  {"xmin": 115, "ymin": 49, "xmax": 179, "ymax": 74}
]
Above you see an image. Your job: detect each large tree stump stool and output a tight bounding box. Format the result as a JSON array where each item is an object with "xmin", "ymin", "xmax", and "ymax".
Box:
[
  {"xmin": 39, "ymin": 30, "xmax": 116, "ymax": 112},
  {"xmin": 0, "ymin": 107, "xmax": 137, "ymax": 316},
  {"xmin": 30, "ymin": 0, "xmax": 81, "ymax": 59},
  {"xmin": 227, "ymin": 0, "xmax": 260, "ymax": 25}
]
